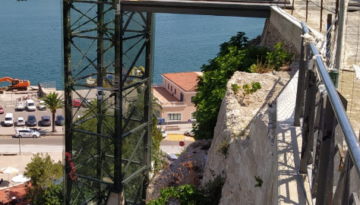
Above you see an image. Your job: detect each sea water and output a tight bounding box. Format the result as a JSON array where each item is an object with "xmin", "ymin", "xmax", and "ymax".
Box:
[{"xmin": 0, "ymin": 0, "xmax": 265, "ymax": 90}]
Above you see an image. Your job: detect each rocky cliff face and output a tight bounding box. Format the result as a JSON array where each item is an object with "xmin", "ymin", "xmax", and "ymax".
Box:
[{"xmin": 201, "ymin": 70, "xmax": 295, "ymax": 205}]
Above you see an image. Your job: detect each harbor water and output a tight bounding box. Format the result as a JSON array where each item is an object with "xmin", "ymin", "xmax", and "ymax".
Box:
[{"xmin": 0, "ymin": 0, "xmax": 266, "ymax": 90}]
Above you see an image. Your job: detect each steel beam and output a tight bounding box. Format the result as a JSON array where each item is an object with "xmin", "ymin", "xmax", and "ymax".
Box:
[{"xmin": 121, "ymin": 1, "xmax": 273, "ymax": 18}]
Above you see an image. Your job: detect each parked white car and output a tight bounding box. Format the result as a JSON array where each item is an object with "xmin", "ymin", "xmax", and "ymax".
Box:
[
  {"xmin": 16, "ymin": 117, "xmax": 25, "ymax": 126},
  {"xmin": 161, "ymin": 130, "xmax": 167, "ymax": 138},
  {"xmin": 158, "ymin": 128, "xmax": 167, "ymax": 138},
  {"xmin": 166, "ymin": 153, "xmax": 178, "ymax": 164},
  {"xmin": 26, "ymin": 99, "xmax": 36, "ymax": 111},
  {"xmin": 15, "ymin": 128, "xmax": 40, "ymax": 138},
  {"xmin": 16, "ymin": 101, "xmax": 25, "ymax": 111},
  {"xmin": 4, "ymin": 113, "xmax": 14, "ymax": 126}
]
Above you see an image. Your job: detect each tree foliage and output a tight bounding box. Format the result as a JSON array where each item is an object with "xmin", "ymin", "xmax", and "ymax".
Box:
[
  {"xmin": 41, "ymin": 91, "xmax": 63, "ymax": 132},
  {"xmin": 148, "ymin": 175, "xmax": 225, "ymax": 205},
  {"xmin": 193, "ymin": 33, "xmax": 293, "ymax": 139},
  {"xmin": 192, "ymin": 32, "xmax": 269, "ymax": 139},
  {"xmin": 24, "ymin": 153, "xmax": 63, "ymax": 204},
  {"xmin": 266, "ymin": 42, "xmax": 293, "ymax": 70},
  {"xmin": 69, "ymin": 89, "xmax": 164, "ymax": 202},
  {"xmin": 40, "ymin": 184, "xmax": 64, "ymax": 205}
]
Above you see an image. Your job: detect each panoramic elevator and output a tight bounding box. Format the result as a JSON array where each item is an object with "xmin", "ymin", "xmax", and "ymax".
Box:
[{"xmin": 63, "ymin": 0, "xmax": 153, "ymax": 203}]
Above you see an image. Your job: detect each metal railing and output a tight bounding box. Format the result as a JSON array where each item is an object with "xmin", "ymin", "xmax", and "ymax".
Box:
[
  {"xmin": 160, "ymin": 101, "xmax": 187, "ymax": 106},
  {"xmin": 294, "ymin": 21, "xmax": 360, "ymax": 204}
]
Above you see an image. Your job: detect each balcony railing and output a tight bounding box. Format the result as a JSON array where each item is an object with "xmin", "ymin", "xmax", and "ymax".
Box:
[
  {"xmin": 158, "ymin": 101, "xmax": 186, "ymax": 106},
  {"xmin": 294, "ymin": 22, "xmax": 360, "ymax": 204}
]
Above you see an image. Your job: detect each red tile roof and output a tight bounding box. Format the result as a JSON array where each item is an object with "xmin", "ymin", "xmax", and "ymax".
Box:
[
  {"xmin": 0, "ymin": 183, "xmax": 30, "ymax": 204},
  {"xmin": 162, "ymin": 72, "xmax": 202, "ymax": 92}
]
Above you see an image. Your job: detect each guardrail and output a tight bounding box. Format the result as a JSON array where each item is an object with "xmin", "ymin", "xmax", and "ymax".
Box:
[
  {"xmin": 294, "ymin": 21, "xmax": 360, "ymax": 204},
  {"xmin": 160, "ymin": 101, "xmax": 187, "ymax": 106}
]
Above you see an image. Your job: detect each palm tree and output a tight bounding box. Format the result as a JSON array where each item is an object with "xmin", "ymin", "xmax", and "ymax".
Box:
[{"xmin": 42, "ymin": 92, "xmax": 62, "ymax": 132}]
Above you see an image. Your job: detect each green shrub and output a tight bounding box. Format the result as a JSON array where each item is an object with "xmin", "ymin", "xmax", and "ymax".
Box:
[
  {"xmin": 255, "ymin": 176, "xmax": 263, "ymax": 187},
  {"xmin": 243, "ymin": 82, "xmax": 262, "ymax": 96},
  {"xmin": 193, "ymin": 33, "xmax": 292, "ymax": 140},
  {"xmin": 249, "ymin": 59, "xmax": 274, "ymax": 73},
  {"xmin": 217, "ymin": 140, "xmax": 230, "ymax": 157},
  {"xmin": 231, "ymin": 83, "xmax": 240, "ymax": 94},
  {"xmin": 266, "ymin": 42, "xmax": 293, "ymax": 71},
  {"xmin": 148, "ymin": 175, "xmax": 225, "ymax": 205}
]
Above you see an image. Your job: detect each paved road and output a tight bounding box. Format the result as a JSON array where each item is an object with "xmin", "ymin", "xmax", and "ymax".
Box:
[
  {"xmin": 160, "ymin": 135, "xmax": 194, "ymax": 154},
  {"xmin": 0, "ymin": 136, "xmax": 64, "ymax": 153},
  {"xmin": 0, "ymin": 136, "xmax": 63, "ymax": 145}
]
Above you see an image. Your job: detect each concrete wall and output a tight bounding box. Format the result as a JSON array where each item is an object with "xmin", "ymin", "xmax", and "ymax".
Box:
[
  {"xmin": 260, "ymin": 7, "xmax": 323, "ymax": 57},
  {"xmin": 264, "ymin": 7, "xmax": 302, "ymax": 54}
]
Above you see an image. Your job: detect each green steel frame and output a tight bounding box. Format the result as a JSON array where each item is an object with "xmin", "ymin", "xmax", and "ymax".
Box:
[{"xmin": 63, "ymin": 0, "xmax": 153, "ymax": 204}]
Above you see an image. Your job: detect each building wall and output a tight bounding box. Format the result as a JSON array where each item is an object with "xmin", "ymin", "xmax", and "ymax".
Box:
[{"xmin": 161, "ymin": 78, "xmax": 197, "ymax": 122}]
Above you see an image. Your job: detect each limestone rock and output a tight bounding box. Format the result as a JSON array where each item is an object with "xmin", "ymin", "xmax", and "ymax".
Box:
[{"xmin": 202, "ymin": 71, "xmax": 295, "ymax": 205}]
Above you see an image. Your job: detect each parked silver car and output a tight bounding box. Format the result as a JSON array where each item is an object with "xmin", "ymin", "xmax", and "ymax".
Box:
[
  {"xmin": 15, "ymin": 128, "xmax": 40, "ymax": 138},
  {"xmin": 16, "ymin": 117, "xmax": 25, "ymax": 126},
  {"xmin": 37, "ymin": 100, "xmax": 47, "ymax": 110},
  {"xmin": 41, "ymin": 115, "xmax": 51, "ymax": 126}
]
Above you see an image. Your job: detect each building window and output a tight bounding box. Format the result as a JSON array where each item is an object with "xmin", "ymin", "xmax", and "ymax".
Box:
[
  {"xmin": 168, "ymin": 84, "xmax": 169, "ymax": 89},
  {"xmin": 174, "ymin": 89, "xmax": 176, "ymax": 94},
  {"xmin": 168, "ymin": 113, "xmax": 181, "ymax": 121},
  {"xmin": 191, "ymin": 112, "xmax": 197, "ymax": 120},
  {"xmin": 191, "ymin": 96, "xmax": 195, "ymax": 103},
  {"xmin": 180, "ymin": 93, "xmax": 184, "ymax": 101},
  {"xmin": 171, "ymin": 86, "xmax": 172, "ymax": 92}
]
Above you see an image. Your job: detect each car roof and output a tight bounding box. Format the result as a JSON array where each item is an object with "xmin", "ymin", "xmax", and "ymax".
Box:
[
  {"xmin": 28, "ymin": 115, "xmax": 36, "ymax": 118},
  {"xmin": 168, "ymin": 154, "xmax": 178, "ymax": 159},
  {"xmin": 17, "ymin": 117, "xmax": 24, "ymax": 120},
  {"xmin": 16, "ymin": 128, "xmax": 30, "ymax": 131},
  {"xmin": 74, "ymin": 99, "xmax": 80, "ymax": 102},
  {"xmin": 41, "ymin": 115, "xmax": 50, "ymax": 119},
  {"xmin": 16, "ymin": 128, "xmax": 39, "ymax": 132},
  {"xmin": 0, "ymin": 106, "xmax": 3, "ymax": 108}
]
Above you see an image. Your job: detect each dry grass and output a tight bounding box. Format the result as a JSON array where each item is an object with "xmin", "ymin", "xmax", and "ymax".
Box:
[{"xmin": 250, "ymin": 59, "xmax": 274, "ymax": 73}]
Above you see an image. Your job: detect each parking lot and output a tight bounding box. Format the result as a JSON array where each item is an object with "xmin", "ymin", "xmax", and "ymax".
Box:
[{"xmin": 0, "ymin": 106, "xmax": 65, "ymax": 136}]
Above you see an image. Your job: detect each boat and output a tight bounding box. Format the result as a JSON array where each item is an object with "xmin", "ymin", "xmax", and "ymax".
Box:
[
  {"xmin": 86, "ymin": 74, "xmax": 113, "ymax": 88},
  {"xmin": 86, "ymin": 77, "xmax": 97, "ymax": 87}
]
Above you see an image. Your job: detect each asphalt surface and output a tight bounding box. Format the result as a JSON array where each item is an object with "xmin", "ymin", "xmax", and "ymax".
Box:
[
  {"xmin": 0, "ymin": 136, "xmax": 63, "ymax": 145},
  {"xmin": 0, "ymin": 101, "xmax": 195, "ymax": 154},
  {"xmin": 0, "ymin": 105, "xmax": 77, "ymax": 136}
]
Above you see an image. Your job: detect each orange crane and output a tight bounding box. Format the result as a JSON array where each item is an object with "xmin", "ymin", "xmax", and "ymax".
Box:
[{"xmin": 0, "ymin": 77, "xmax": 30, "ymax": 91}]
